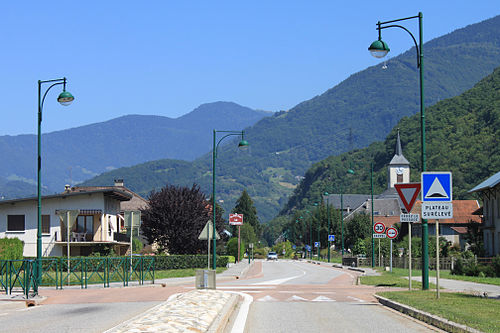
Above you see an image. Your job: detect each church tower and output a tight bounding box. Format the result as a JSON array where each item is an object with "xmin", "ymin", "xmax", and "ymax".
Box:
[{"xmin": 388, "ymin": 130, "xmax": 410, "ymax": 188}]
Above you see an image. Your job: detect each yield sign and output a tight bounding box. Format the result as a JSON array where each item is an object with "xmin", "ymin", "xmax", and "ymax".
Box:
[{"xmin": 394, "ymin": 183, "xmax": 421, "ymax": 213}]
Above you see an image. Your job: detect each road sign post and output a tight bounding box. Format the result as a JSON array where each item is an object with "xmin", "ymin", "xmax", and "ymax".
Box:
[
  {"xmin": 229, "ymin": 214, "xmax": 244, "ymax": 262},
  {"xmin": 386, "ymin": 227, "xmax": 398, "ymax": 272},
  {"xmin": 422, "ymin": 172, "xmax": 453, "ymax": 299},
  {"xmin": 395, "ymin": 182, "xmax": 421, "ymax": 291}
]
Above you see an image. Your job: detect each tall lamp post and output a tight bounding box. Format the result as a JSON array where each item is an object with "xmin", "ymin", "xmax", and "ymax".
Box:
[
  {"xmin": 37, "ymin": 78, "xmax": 74, "ymax": 287},
  {"xmin": 370, "ymin": 162, "xmax": 375, "ymax": 268},
  {"xmin": 340, "ymin": 169, "xmax": 355, "ymax": 257},
  {"xmin": 368, "ymin": 12, "xmax": 428, "ymax": 289},
  {"xmin": 325, "ymin": 192, "xmax": 331, "ymax": 262},
  {"xmin": 212, "ymin": 130, "xmax": 248, "ymax": 270}
]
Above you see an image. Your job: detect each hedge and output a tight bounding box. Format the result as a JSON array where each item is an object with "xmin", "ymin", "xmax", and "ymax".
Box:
[
  {"xmin": 0, "ymin": 238, "xmax": 24, "ymax": 260},
  {"xmin": 154, "ymin": 255, "xmax": 229, "ymax": 270}
]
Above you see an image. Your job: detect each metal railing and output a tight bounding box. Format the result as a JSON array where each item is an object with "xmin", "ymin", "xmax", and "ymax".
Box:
[
  {"xmin": 0, "ymin": 259, "xmax": 38, "ymax": 298},
  {"xmin": 1, "ymin": 256, "xmax": 155, "ymax": 297}
]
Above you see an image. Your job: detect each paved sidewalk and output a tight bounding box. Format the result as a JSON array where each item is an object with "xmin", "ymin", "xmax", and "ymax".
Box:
[{"xmin": 411, "ymin": 276, "xmax": 500, "ymax": 297}]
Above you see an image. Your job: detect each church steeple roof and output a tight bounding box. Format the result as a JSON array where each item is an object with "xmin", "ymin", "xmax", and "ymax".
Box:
[{"xmin": 389, "ymin": 129, "xmax": 410, "ymax": 165}]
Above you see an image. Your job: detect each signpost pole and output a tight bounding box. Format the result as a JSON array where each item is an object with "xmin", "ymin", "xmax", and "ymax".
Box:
[
  {"xmin": 378, "ymin": 239, "xmax": 381, "ymax": 267},
  {"xmin": 436, "ymin": 221, "xmax": 440, "ymax": 299},
  {"xmin": 409, "ymin": 224, "xmax": 412, "ymax": 290},
  {"xmin": 238, "ymin": 225, "xmax": 241, "ymax": 262},
  {"xmin": 390, "ymin": 239, "xmax": 393, "ymax": 272},
  {"xmin": 207, "ymin": 221, "xmax": 210, "ymax": 269}
]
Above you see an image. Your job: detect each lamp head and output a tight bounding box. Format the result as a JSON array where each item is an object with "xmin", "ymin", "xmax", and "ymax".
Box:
[
  {"xmin": 347, "ymin": 169, "xmax": 355, "ymax": 175},
  {"xmin": 238, "ymin": 139, "xmax": 249, "ymax": 150},
  {"xmin": 57, "ymin": 90, "xmax": 74, "ymax": 106},
  {"xmin": 368, "ymin": 39, "xmax": 390, "ymax": 58},
  {"xmin": 324, "ymin": 192, "xmax": 329, "ymax": 196}
]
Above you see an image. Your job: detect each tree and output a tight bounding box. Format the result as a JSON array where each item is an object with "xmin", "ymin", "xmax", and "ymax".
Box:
[
  {"xmin": 140, "ymin": 184, "xmax": 225, "ymax": 254},
  {"xmin": 345, "ymin": 214, "xmax": 371, "ymax": 250},
  {"xmin": 232, "ymin": 190, "xmax": 262, "ymax": 238}
]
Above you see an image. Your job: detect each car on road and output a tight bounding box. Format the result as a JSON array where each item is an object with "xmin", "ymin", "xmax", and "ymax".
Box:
[{"xmin": 267, "ymin": 251, "xmax": 278, "ymax": 261}]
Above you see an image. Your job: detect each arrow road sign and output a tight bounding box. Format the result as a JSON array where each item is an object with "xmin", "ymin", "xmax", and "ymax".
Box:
[
  {"xmin": 314, "ymin": 242, "xmax": 320, "ymax": 248},
  {"xmin": 394, "ymin": 183, "xmax": 421, "ymax": 212},
  {"xmin": 422, "ymin": 172, "xmax": 452, "ymax": 202},
  {"xmin": 386, "ymin": 227, "xmax": 398, "ymax": 239},
  {"xmin": 373, "ymin": 222, "xmax": 386, "ymax": 234},
  {"xmin": 328, "ymin": 235, "xmax": 335, "ymax": 242}
]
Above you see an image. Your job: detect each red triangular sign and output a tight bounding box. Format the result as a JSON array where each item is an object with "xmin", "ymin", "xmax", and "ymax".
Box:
[{"xmin": 394, "ymin": 183, "xmax": 421, "ymax": 213}]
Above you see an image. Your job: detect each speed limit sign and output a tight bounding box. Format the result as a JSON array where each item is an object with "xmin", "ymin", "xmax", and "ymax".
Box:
[
  {"xmin": 386, "ymin": 227, "xmax": 398, "ymax": 239},
  {"xmin": 373, "ymin": 222, "xmax": 385, "ymax": 234}
]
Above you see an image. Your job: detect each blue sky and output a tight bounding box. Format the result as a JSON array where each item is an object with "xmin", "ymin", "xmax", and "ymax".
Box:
[{"xmin": 0, "ymin": 1, "xmax": 498, "ymax": 135}]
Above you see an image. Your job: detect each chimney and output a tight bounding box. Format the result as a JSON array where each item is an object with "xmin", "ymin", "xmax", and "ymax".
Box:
[{"xmin": 114, "ymin": 179, "xmax": 124, "ymax": 187}]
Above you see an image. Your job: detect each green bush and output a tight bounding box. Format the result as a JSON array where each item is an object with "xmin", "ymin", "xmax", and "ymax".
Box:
[
  {"xmin": 493, "ymin": 256, "xmax": 500, "ymax": 277},
  {"xmin": 0, "ymin": 238, "xmax": 24, "ymax": 260},
  {"xmin": 154, "ymin": 254, "xmax": 228, "ymax": 270}
]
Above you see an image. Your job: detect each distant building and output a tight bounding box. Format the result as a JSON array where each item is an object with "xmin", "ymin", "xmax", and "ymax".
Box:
[
  {"xmin": 323, "ymin": 131, "xmax": 480, "ymax": 249},
  {"xmin": 469, "ymin": 171, "xmax": 500, "ymax": 256},
  {"xmin": 0, "ymin": 179, "xmax": 148, "ymax": 257}
]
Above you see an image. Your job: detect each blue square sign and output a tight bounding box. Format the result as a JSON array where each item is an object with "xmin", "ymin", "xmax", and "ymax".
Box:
[
  {"xmin": 328, "ymin": 235, "xmax": 335, "ymax": 242},
  {"xmin": 421, "ymin": 172, "xmax": 452, "ymax": 202}
]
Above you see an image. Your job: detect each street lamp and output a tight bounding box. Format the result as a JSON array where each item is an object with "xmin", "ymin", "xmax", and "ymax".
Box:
[
  {"xmin": 212, "ymin": 130, "xmax": 248, "ymax": 270},
  {"xmin": 340, "ymin": 169, "xmax": 355, "ymax": 257},
  {"xmin": 37, "ymin": 78, "xmax": 74, "ymax": 288},
  {"xmin": 370, "ymin": 162, "xmax": 375, "ymax": 268},
  {"xmin": 304, "ymin": 209, "xmax": 315, "ymax": 259},
  {"xmin": 324, "ymin": 192, "xmax": 331, "ymax": 262},
  {"xmin": 368, "ymin": 12, "xmax": 428, "ymax": 289}
]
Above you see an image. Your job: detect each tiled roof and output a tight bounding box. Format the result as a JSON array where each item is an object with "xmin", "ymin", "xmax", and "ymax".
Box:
[
  {"xmin": 410, "ymin": 200, "xmax": 481, "ymax": 224},
  {"xmin": 451, "ymin": 227, "xmax": 468, "ymax": 234},
  {"xmin": 373, "ymin": 216, "xmax": 400, "ymax": 228}
]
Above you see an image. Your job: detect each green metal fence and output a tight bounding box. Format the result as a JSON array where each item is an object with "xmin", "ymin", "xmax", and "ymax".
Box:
[
  {"xmin": 1, "ymin": 256, "xmax": 155, "ymax": 297},
  {"xmin": 0, "ymin": 259, "xmax": 38, "ymax": 298}
]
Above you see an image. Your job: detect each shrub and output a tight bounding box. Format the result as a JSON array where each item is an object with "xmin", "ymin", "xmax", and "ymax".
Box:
[
  {"xmin": 154, "ymin": 254, "xmax": 228, "ymax": 270},
  {"xmin": 493, "ymin": 256, "xmax": 500, "ymax": 277},
  {"xmin": 0, "ymin": 238, "xmax": 24, "ymax": 260},
  {"xmin": 451, "ymin": 257, "xmax": 464, "ymax": 275}
]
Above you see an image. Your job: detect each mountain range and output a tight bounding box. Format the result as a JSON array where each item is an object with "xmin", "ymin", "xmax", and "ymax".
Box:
[
  {"xmin": 0, "ymin": 102, "xmax": 270, "ymax": 198},
  {"xmin": 80, "ymin": 15, "xmax": 500, "ymax": 222}
]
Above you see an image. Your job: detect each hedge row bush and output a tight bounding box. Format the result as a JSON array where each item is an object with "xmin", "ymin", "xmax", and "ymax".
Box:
[
  {"xmin": 26, "ymin": 255, "xmax": 228, "ymax": 272},
  {"xmin": 154, "ymin": 255, "xmax": 228, "ymax": 270},
  {"xmin": 452, "ymin": 256, "xmax": 500, "ymax": 278},
  {"xmin": 0, "ymin": 238, "xmax": 24, "ymax": 260}
]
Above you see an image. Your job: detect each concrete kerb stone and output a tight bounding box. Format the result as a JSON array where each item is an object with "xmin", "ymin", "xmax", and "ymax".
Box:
[
  {"xmin": 207, "ymin": 293, "xmax": 240, "ymax": 333},
  {"xmin": 374, "ymin": 295, "xmax": 483, "ymax": 333}
]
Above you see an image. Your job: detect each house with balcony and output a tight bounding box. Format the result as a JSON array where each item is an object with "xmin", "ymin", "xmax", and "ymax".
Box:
[
  {"xmin": 0, "ymin": 187, "xmax": 133, "ymax": 257},
  {"xmin": 469, "ymin": 171, "xmax": 500, "ymax": 256}
]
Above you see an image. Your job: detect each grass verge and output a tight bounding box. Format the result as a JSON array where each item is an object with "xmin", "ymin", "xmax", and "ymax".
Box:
[
  {"xmin": 360, "ymin": 267, "xmax": 436, "ymax": 289},
  {"xmin": 378, "ymin": 290, "xmax": 500, "ymax": 333}
]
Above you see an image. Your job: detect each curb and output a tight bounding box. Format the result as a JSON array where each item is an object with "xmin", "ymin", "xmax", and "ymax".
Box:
[
  {"xmin": 374, "ymin": 295, "xmax": 483, "ymax": 333},
  {"xmin": 207, "ymin": 294, "xmax": 240, "ymax": 333},
  {"xmin": 348, "ymin": 267, "xmax": 365, "ymax": 273}
]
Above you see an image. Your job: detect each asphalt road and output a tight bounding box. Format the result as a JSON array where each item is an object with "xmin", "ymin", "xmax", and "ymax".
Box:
[
  {"xmin": 0, "ymin": 301, "xmax": 159, "ymax": 333},
  {"xmin": 219, "ymin": 260, "xmax": 439, "ymax": 333}
]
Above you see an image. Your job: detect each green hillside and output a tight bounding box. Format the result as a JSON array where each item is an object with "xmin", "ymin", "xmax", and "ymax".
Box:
[
  {"xmin": 282, "ymin": 66, "xmax": 500, "ymax": 213},
  {"xmin": 82, "ymin": 15, "xmax": 500, "ymax": 222}
]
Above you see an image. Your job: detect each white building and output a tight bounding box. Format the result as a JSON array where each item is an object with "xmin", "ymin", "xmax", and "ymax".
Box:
[
  {"xmin": 0, "ymin": 188, "xmax": 133, "ymax": 257},
  {"xmin": 469, "ymin": 171, "xmax": 500, "ymax": 256}
]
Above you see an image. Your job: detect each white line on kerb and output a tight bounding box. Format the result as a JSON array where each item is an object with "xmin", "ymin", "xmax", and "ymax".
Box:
[{"xmin": 227, "ymin": 292, "xmax": 253, "ymax": 333}]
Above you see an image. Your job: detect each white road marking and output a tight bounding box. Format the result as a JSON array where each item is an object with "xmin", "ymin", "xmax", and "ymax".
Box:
[
  {"xmin": 216, "ymin": 286, "xmax": 274, "ymax": 289},
  {"xmin": 347, "ymin": 296, "xmax": 365, "ymax": 302},
  {"xmin": 257, "ymin": 295, "xmax": 278, "ymax": 302},
  {"xmin": 286, "ymin": 295, "xmax": 308, "ymax": 301},
  {"xmin": 227, "ymin": 292, "xmax": 253, "ymax": 333},
  {"xmin": 312, "ymin": 296, "xmax": 335, "ymax": 302}
]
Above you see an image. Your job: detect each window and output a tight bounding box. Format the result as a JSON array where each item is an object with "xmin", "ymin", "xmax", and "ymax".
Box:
[
  {"xmin": 74, "ymin": 215, "xmax": 94, "ymax": 234},
  {"xmin": 42, "ymin": 215, "xmax": 50, "ymax": 234},
  {"xmin": 7, "ymin": 215, "xmax": 25, "ymax": 231},
  {"xmin": 397, "ymin": 174, "xmax": 403, "ymax": 183}
]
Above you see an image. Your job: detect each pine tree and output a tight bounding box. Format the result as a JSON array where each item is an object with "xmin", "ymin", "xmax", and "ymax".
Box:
[{"xmin": 232, "ymin": 190, "xmax": 262, "ymax": 239}]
